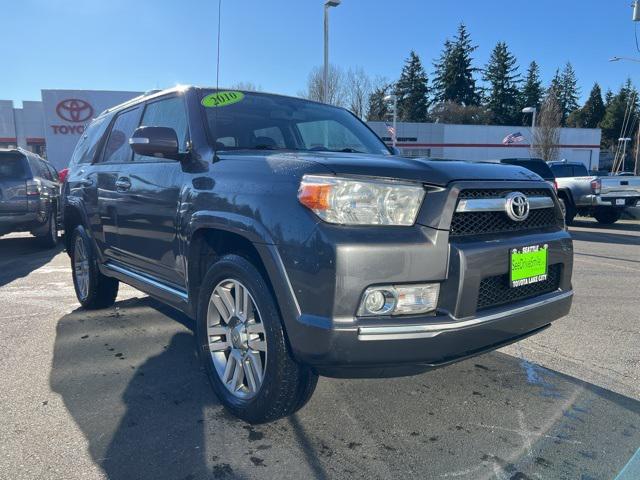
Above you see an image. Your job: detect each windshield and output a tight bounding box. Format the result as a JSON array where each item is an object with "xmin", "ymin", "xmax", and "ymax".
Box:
[{"xmin": 200, "ymin": 90, "xmax": 391, "ymax": 156}]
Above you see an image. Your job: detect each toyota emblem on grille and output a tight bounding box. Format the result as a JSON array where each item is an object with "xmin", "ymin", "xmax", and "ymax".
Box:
[{"xmin": 505, "ymin": 191, "xmax": 530, "ymax": 221}]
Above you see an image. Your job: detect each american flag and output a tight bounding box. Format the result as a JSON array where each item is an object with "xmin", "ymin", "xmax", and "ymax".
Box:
[
  {"xmin": 385, "ymin": 122, "xmax": 396, "ymax": 137},
  {"xmin": 502, "ymin": 132, "xmax": 525, "ymax": 145}
]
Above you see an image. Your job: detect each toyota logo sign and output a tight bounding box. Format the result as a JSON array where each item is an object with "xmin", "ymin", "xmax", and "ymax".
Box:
[
  {"xmin": 56, "ymin": 99, "xmax": 94, "ymax": 123},
  {"xmin": 505, "ymin": 191, "xmax": 530, "ymax": 222}
]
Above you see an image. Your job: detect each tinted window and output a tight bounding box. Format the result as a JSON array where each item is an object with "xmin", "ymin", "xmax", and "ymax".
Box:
[
  {"xmin": 101, "ymin": 107, "xmax": 142, "ymax": 163},
  {"xmin": 202, "ymin": 90, "xmax": 390, "ymax": 155},
  {"xmin": 572, "ymin": 164, "xmax": 589, "ymax": 176},
  {"xmin": 46, "ymin": 163, "xmax": 59, "ymax": 181},
  {"xmin": 0, "ymin": 154, "xmax": 27, "ymax": 179},
  {"xmin": 38, "ymin": 160, "xmax": 53, "ymax": 180},
  {"xmin": 28, "ymin": 157, "xmax": 46, "ymax": 178},
  {"xmin": 70, "ymin": 115, "xmax": 111, "ymax": 166},
  {"xmin": 550, "ymin": 164, "xmax": 574, "ymax": 178},
  {"xmin": 134, "ymin": 96, "xmax": 189, "ymax": 162}
]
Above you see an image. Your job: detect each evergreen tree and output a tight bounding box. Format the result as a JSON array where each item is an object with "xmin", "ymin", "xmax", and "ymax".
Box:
[
  {"xmin": 577, "ymin": 83, "xmax": 606, "ymax": 128},
  {"xmin": 548, "ymin": 63, "xmax": 580, "ymax": 124},
  {"xmin": 600, "ymin": 79, "xmax": 639, "ymax": 149},
  {"xmin": 520, "ymin": 61, "xmax": 543, "ymax": 111},
  {"xmin": 432, "ymin": 23, "xmax": 479, "ymax": 105},
  {"xmin": 604, "ymin": 88, "xmax": 614, "ymax": 108},
  {"xmin": 366, "ymin": 84, "xmax": 390, "ymax": 121},
  {"xmin": 395, "ymin": 51, "xmax": 429, "ymax": 121},
  {"xmin": 483, "ymin": 42, "xmax": 521, "ymax": 125}
]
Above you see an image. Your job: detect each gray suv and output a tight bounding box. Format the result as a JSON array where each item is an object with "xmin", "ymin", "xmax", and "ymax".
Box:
[
  {"xmin": 63, "ymin": 87, "xmax": 574, "ymax": 423},
  {"xmin": 0, "ymin": 148, "xmax": 60, "ymax": 247}
]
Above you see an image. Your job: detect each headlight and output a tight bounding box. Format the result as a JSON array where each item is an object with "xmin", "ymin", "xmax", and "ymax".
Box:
[{"xmin": 298, "ymin": 175, "xmax": 425, "ymax": 225}]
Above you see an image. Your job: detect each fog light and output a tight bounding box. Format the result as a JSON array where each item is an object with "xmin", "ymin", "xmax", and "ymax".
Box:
[
  {"xmin": 359, "ymin": 288, "xmax": 396, "ymax": 316},
  {"xmin": 358, "ymin": 284, "xmax": 439, "ymax": 316}
]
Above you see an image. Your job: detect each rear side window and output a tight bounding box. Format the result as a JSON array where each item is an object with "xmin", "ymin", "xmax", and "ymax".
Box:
[
  {"xmin": 38, "ymin": 160, "xmax": 53, "ymax": 180},
  {"xmin": 550, "ymin": 164, "xmax": 573, "ymax": 178},
  {"xmin": 70, "ymin": 115, "xmax": 111, "ymax": 166},
  {"xmin": 134, "ymin": 96, "xmax": 189, "ymax": 162},
  {"xmin": 0, "ymin": 154, "xmax": 27, "ymax": 179},
  {"xmin": 572, "ymin": 164, "xmax": 589, "ymax": 176},
  {"xmin": 101, "ymin": 107, "xmax": 142, "ymax": 163}
]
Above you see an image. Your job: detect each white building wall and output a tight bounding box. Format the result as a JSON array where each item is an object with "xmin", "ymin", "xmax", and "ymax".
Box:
[
  {"xmin": 368, "ymin": 121, "xmax": 601, "ymax": 170},
  {"xmin": 0, "ymin": 100, "xmax": 17, "ymax": 147}
]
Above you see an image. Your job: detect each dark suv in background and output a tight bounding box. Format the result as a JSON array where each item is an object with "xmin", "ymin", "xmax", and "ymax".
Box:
[
  {"xmin": 0, "ymin": 148, "xmax": 60, "ymax": 247},
  {"xmin": 64, "ymin": 87, "xmax": 573, "ymax": 423}
]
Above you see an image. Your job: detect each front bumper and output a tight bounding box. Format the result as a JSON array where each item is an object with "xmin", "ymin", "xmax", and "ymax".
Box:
[{"xmin": 280, "ymin": 225, "xmax": 573, "ymax": 375}]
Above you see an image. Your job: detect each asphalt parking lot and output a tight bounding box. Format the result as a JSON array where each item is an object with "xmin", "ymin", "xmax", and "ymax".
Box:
[{"xmin": 0, "ymin": 219, "xmax": 639, "ymax": 480}]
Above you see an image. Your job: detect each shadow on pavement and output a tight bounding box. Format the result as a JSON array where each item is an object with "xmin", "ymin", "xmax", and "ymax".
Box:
[
  {"xmin": 569, "ymin": 227, "xmax": 640, "ymax": 246},
  {"xmin": 50, "ymin": 296, "xmax": 640, "ymax": 480},
  {"xmin": 0, "ymin": 234, "xmax": 64, "ymax": 287},
  {"xmin": 571, "ymin": 218, "xmax": 640, "ymax": 232}
]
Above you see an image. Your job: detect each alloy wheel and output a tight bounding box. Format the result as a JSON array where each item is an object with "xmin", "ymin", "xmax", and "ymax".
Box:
[
  {"xmin": 207, "ymin": 279, "xmax": 267, "ymax": 399},
  {"xmin": 74, "ymin": 236, "xmax": 90, "ymax": 300}
]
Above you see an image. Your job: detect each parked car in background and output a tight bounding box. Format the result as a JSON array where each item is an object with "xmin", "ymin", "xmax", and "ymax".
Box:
[
  {"xmin": 499, "ymin": 158, "xmax": 556, "ymax": 189},
  {"xmin": 0, "ymin": 148, "xmax": 60, "ymax": 246},
  {"xmin": 549, "ymin": 160, "xmax": 640, "ymax": 224}
]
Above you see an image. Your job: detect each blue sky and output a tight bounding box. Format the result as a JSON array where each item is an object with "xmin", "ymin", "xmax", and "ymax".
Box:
[{"xmin": 2, "ymin": 0, "xmax": 639, "ymax": 104}]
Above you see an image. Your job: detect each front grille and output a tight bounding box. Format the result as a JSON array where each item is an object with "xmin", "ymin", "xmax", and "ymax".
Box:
[
  {"xmin": 477, "ymin": 264, "xmax": 562, "ymax": 311},
  {"xmin": 450, "ymin": 188, "xmax": 560, "ymax": 238}
]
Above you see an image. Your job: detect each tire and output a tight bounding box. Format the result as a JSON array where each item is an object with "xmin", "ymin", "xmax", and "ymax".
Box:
[
  {"xmin": 560, "ymin": 198, "xmax": 576, "ymax": 226},
  {"xmin": 70, "ymin": 225, "xmax": 119, "ymax": 309},
  {"xmin": 593, "ymin": 208, "xmax": 621, "ymax": 225},
  {"xmin": 197, "ymin": 254, "xmax": 318, "ymax": 424},
  {"xmin": 36, "ymin": 208, "xmax": 58, "ymax": 248}
]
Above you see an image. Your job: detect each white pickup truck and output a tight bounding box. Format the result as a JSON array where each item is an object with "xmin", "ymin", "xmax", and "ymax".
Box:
[{"xmin": 549, "ymin": 161, "xmax": 640, "ymax": 224}]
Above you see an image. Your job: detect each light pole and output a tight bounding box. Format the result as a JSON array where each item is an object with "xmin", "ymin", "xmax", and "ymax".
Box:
[
  {"xmin": 522, "ymin": 106, "xmax": 537, "ymax": 152},
  {"xmin": 384, "ymin": 94, "xmax": 398, "ymax": 148},
  {"xmin": 323, "ymin": 0, "xmax": 341, "ymax": 104}
]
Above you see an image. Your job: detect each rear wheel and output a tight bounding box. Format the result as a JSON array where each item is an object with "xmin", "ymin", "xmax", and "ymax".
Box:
[
  {"xmin": 36, "ymin": 208, "xmax": 58, "ymax": 248},
  {"xmin": 197, "ymin": 254, "xmax": 317, "ymax": 423},
  {"xmin": 71, "ymin": 225, "xmax": 119, "ymax": 309},
  {"xmin": 559, "ymin": 198, "xmax": 576, "ymax": 225},
  {"xmin": 593, "ymin": 208, "xmax": 622, "ymax": 225}
]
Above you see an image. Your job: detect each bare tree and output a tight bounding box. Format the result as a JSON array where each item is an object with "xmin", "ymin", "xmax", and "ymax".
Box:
[
  {"xmin": 345, "ymin": 67, "xmax": 372, "ymax": 119},
  {"xmin": 534, "ymin": 93, "xmax": 562, "ymax": 161},
  {"xmin": 229, "ymin": 81, "xmax": 262, "ymax": 92},
  {"xmin": 302, "ymin": 65, "xmax": 345, "ymax": 106}
]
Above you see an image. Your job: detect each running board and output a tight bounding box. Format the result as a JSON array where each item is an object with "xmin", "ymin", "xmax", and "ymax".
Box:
[{"xmin": 104, "ymin": 263, "xmax": 188, "ymax": 301}]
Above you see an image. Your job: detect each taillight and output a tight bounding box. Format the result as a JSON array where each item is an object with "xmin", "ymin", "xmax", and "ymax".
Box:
[
  {"xmin": 26, "ymin": 179, "xmax": 42, "ymax": 196},
  {"xmin": 590, "ymin": 179, "xmax": 601, "ymax": 194},
  {"xmin": 553, "ymin": 180, "xmax": 558, "ymax": 192},
  {"xmin": 59, "ymin": 168, "xmax": 69, "ymax": 183}
]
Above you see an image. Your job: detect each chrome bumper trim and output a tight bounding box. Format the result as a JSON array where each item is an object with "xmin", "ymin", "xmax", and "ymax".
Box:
[
  {"xmin": 357, "ymin": 290, "xmax": 573, "ymax": 341},
  {"xmin": 456, "ymin": 196, "xmax": 554, "ymax": 213}
]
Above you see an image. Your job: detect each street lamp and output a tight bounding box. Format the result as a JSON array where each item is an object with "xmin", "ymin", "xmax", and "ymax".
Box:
[
  {"xmin": 522, "ymin": 106, "xmax": 537, "ymax": 151},
  {"xmin": 384, "ymin": 94, "xmax": 398, "ymax": 148},
  {"xmin": 323, "ymin": 0, "xmax": 341, "ymax": 104}
]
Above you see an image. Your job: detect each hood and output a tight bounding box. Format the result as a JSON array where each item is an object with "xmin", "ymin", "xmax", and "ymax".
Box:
[{"xmin": 295, "ymin": 152, "xmax": 543, "ymax": 186}]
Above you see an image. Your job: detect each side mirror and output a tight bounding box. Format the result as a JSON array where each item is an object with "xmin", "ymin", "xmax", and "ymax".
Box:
[{"xmin": 129, "ymin": 126, "xmax": 179, "ymax": 159}]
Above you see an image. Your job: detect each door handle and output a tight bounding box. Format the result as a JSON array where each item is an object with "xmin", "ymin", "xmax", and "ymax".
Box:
[
  {"xmin": 79, "ymin": 178, "xmax": 94, "ymax": 187},
  {"xmin": 115, "ymin": 177, "xmax": 131, "ymax": 191}
]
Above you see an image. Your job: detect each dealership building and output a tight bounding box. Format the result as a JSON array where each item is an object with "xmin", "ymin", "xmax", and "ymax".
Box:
[{"xmin": 1, "ymin": 89, "xmax": 601, "ymax": 171}]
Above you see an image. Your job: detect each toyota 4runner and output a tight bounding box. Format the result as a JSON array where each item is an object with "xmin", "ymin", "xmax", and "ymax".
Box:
[{"xmin": 63, "ymin": 87, "xmax": 573, "ymax": 423}]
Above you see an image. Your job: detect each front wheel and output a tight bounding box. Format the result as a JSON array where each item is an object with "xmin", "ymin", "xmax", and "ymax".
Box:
[
  {"xmin": 197, "ymin": 254, "xmax": 317, "ymax": 423},
  {"xmin": 71, "ymin": 225, "xmax": 119, "ymax": 309},
  {"xmin": 593, "ymin": 208, "xmax": 622, "ymax": 225}
]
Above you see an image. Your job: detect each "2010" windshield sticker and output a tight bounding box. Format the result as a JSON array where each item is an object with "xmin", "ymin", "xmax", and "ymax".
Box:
[{"xmin": 201, "ymin": 91, "xmax": 245, "ymax": 108}]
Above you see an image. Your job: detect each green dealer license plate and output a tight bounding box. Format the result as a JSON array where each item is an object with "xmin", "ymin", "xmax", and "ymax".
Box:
[{"xmin": 510, "ymin": 244, "xmax": 548, "ymax": 288}]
